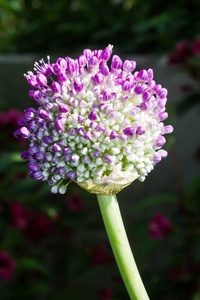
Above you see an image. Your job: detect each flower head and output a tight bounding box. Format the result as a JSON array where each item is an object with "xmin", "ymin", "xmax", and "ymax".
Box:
[
  {"xmin": 0, "ymin": 251, "xmax": 16, "ymax": 280},
  {"xmin": 15, "ymin": 45, "xmax": 173, "ymax": 194}
]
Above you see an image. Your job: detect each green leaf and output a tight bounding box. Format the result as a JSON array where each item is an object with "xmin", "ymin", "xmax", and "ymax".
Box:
[
  {"xmin": 8, "ymin": 283, "xmax": 50, "ymax": 299},
  {"xmin": 192, "ymin": 289, "xmax": 200, "ymax": 300},
  {"xmin": 186, "ymin": 174, "xmax": 200, "ymax": 199},
  {"xmin": 77, "ymin": 264, "xmax": 110, "ymax": 282},
  {"xmin": 66, "ymin": 252, "xmax": 88, "ymax": 279},
  {"xmin": 0, "ymin": 0, "xmax": 22, "ymax": 13},
  {"xmin": 0, "ymin": 152, "xmax": 22, "ymax": 173},
  {"xmin": 1, "ymin": 227, "xmax": 22, "ymax": 249},
  {"xmin": 61, "ymin": 213, "xmax": 91, "ymax": 227},
  {"xmin": 5, "ymin": 177, "xmax": 40, "ymax": 198},
  {"xmin": 17, "ymin": 258, "xmax": 50, "ymax": 275},
  {"xmin": 133, "ymin": 194, "xmax": 178, "ymax": 212}
]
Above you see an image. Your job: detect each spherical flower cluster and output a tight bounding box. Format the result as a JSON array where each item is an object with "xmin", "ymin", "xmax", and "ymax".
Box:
[{"xmin": 15, "ymin": 45, "xmax": 173, "ymax": 195}]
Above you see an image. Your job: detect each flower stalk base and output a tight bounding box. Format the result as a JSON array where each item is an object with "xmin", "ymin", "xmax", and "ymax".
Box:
[{"xmin": 97, "ymin": 194, "xmax": 150, "ymax": 300}]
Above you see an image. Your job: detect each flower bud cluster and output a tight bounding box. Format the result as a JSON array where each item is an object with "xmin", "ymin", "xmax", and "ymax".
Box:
[{"xmin": 15, "ymin": 45, "xmax": 173, "ymax": 194}]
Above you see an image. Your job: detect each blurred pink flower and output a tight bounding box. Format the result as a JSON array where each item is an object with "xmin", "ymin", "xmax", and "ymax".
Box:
[
  {"xmin": 0, "ymin": 251, "xmax": 16, "ymax": 280},
  {"xmin": 149, "ymin": 213, "xmax": 172, "ymax": 239},
  {"xmin": 0, "ymin": 108, "xmax": 26, "ymax": 149},
  {"xmin": 193, "ymin": 38, "xmax": 200, "ymax": 56},
  {"xmin": 66, "ymin": 195, "xmax": 84, "ymax": 212},
  {"xmin": 90, "ymin": 244, "xmax": 113, "ymax": 266},
  {"xmin": 168, "ymin": 40, "xmax": 191, "ymax": 64},
  {"xmin": 7, "ymin": 108, "xmax": 24, "ymax": 127},
  {"xmin": 0, "ymin": 108, "xmax": 24, "ymax": 127},
  {"xmin": 25, "ymin": 213, "xmax": 55, "ymax": 242},
  {"xmin": 99, "ymin": 288, "xmax": 113, "ymax": 300},
  {"xmin": 9, "ymin": 202, "xmax": 32, "ymax": 229},
  {"xmin": 176, "ymin": 41, "xmax": 190, "ymax": 55}
]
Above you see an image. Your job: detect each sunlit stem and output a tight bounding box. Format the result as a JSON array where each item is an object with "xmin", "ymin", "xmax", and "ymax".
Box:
[{"xmin": 97, "ymin": 194, "xmax": 150, "ymax": 300}]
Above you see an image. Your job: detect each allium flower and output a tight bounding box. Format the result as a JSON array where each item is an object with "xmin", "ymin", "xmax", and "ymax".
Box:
[
  {"xmin": 14, "ymin": 45, "xmax": 174, "ymax": 299},
  {"xmin": 149, "ymin": 213, "xmax": 172, "ymax": 239},
  {"xmin": 15, "ymin": 45, "xmax": 173, "ymax": 195},
  {"xmin": 0, "ymin": 251, "xmax": 16, "ymax": 280}
]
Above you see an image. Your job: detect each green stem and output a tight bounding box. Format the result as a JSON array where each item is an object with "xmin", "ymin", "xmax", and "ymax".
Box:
[{"xmin": 97, "ymin": 194, "xmax": 150, "ymax": 300}]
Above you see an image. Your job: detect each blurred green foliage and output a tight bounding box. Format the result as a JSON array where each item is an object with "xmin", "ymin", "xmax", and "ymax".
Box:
[{"xmin": 0, "ymin": 0, "xmax": 200, "ymax": 54}]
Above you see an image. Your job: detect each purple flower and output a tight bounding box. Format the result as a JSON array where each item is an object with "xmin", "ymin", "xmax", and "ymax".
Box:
[
  {"xmin": 0, "ymin": 251, "xmax": 16, "ymax": 280},
  {"xmin": 123, "ymin": 127, "xmax": 135, "ymax": 137},
  {"xmin": 103, "ymin": 153, "xmax": 114, "ymax": 164},
  {"xmin": 16, "ymin": 45, "xmax": 173, "ymax": 194},
  {"xmin": 88, "ymin": 110, "xmax": 98, "ymax": 121}
]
